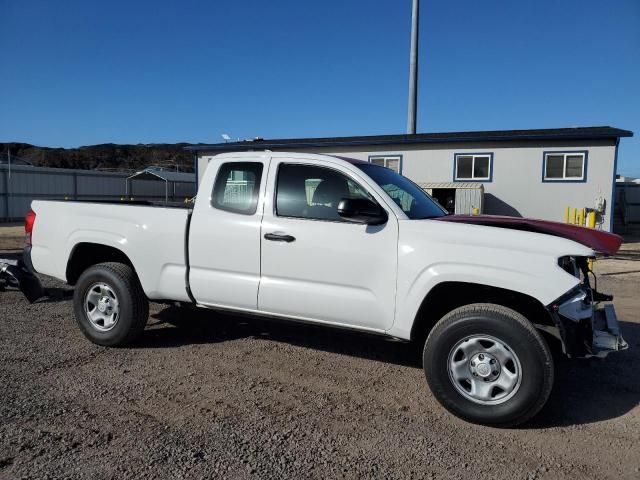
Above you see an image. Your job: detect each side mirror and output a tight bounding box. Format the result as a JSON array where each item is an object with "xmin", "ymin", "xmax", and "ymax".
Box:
[{"xmin": 337, "ymin": 198, "xmax": 388, "ymax": 225}]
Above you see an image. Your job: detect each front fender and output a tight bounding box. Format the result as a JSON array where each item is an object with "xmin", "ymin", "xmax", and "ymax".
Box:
[{"xmin": 389, "ymin": 261, "xmax": 579, "ymax": 340}]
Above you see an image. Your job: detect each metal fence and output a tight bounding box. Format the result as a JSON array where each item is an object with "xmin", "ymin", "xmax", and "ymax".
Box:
[
  {"xmin": 1, "ymin": 164, "xmax": 195, "ymax": 222},
  {"xmin": 616, "ymin": 183, "xmax": 640, "ymax": 226}
]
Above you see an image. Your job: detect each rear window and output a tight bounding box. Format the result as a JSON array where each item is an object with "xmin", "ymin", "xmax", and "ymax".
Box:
[{"xmin": 211, "ymin": 162, "xmax": 263, "ymax": 215}]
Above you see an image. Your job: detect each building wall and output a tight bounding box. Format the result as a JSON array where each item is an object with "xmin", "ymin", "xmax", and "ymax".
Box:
[{"xmin": 197, "ymin": 138, "xmax": 617, "ymax": 231}]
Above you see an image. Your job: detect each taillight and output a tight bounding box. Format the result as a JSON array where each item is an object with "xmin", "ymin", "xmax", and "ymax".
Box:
[{"xmin": 25, "ymin": 208, "xmax": 36, "ymax": 246}]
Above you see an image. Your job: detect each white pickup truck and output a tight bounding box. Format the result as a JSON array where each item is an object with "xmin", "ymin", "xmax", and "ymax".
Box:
[{"xmin": 20, "ymin": 151, "xmax": 628, "ymax": 426}]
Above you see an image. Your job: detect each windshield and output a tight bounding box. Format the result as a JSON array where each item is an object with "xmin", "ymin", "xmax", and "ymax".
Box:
[{"xmin": 356, "ymin": 164, "xmax": 448, "ymax": 219}]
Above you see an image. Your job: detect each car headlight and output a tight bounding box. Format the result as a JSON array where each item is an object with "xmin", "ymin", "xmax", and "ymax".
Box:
[
  {"xmin": 558, "ymin": 256, "xmax": 580, "ymax": 278},
  {"xmin": 558, "ymin": 255, "xmax": 595, "ymax": 281}
]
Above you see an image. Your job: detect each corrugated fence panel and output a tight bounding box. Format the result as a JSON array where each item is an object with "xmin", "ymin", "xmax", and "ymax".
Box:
[
  {"xmin": 14, "ymin": 170, "xmax": 75, "ymax": 195},
  {"xmin": 175, "ymin": 182, "xmax": 196, "ymax": 198},
  {"xmin": 628, "ymin": 205, "xmax": 640, "ymax": 223},
  {"xmin": 619, "ymin": 185, "xmax": 640, "ymax": 223},
  {"xmin": 9, "ymin": 196, "xmax": 36, "ymax": 219},
  {"xmin": 1, "ymin": 165, "xmax": 194, "ymax": 221},
  {"xmin": 77, "ymin": 174, "xmax": 127, "ymax": 197},
  {"xmin": 622, "ymin": 186, "xmax": 640, "ymax": 203},
  {"xmin": 129, "ymin": 179, "xmax": 169, "ymax": 196},
  {"xmin": 128, "ymin": 180, "xmax": 195, "ymax": 199}
]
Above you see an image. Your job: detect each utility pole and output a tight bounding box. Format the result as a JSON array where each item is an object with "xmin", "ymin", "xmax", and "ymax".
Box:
[
  {"xmin": 5, "ymin": 149, "xmax": 11, "ymax": 220},
  {"xmin": 406, "ymin": 0, "xmax": 419, "ymax": 134}
]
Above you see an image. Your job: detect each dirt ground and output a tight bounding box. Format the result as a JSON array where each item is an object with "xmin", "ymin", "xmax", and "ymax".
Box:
[
  {"xmin": 1, "ymin": 230, "xmax": 639, "ymax": 479},
  {"xmin": 0, "ymin": 224, "xmax": 23, "ymax": 251}
]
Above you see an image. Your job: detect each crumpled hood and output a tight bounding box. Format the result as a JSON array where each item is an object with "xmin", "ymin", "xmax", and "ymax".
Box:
[{"xmin": 434, "ymin": 214, "xmax": 623, "ymax": 255}]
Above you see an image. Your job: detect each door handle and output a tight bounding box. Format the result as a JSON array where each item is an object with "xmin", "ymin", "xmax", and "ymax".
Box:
[{"xmin": 264, "ymin": 233, "xmax": 296, "ymax": 243}]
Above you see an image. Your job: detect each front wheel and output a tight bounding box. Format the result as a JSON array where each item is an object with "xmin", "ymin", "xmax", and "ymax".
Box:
[
  {"xmin": 423, "ymin": 303, "xmax": 554, "ymax": 427},
  {"xmin": 73, "ymin": 262, "xmax": 149, "ymax": 347}
]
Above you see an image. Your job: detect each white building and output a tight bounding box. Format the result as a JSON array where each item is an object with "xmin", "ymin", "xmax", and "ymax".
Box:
[{"xmin": 188, "ymin": 126, "xmax": 633, "ymax": 232}]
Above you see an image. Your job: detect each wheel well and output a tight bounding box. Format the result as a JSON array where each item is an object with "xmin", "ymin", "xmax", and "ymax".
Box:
[
  {"xmin": 66, "ymin": 243, "xmax": 134, "ymax": 285},
  {"xmin": 410, "ymin": 282, "xmax": 554, "ymax": 344}
]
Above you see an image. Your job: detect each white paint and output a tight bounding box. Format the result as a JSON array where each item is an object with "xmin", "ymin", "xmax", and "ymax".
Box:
[
  {"xmin": 30, "ymin": 200, "xmax": 191, "ymax": 301},
  {"xmin": 257, "ymin": 154, "xmax": 399, "ymax": 331},
  {"xmin": 188, "ymin": 153, "xmax": 270, "ymax": 310},
  {"xmin": 31, "ymin": 152, "xmax": 594, "ymax": 340}
]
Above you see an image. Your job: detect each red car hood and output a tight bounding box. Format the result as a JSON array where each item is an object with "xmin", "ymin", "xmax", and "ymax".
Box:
[{"xmin": 433, "ymin": 215, "xmax": 623, "ymax": 255}]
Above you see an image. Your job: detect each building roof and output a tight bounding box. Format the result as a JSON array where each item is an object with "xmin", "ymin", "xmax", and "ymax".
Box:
[
  {"xmin": 127, "ymin": 168, "xmax": 195, "ymax": 183},
  {"xmin": 419, "ymin": 182, "xmax": 485, "ymax": 190},
  {"xmin": 185, "ymin": 126, "xmax": 633, "ymax": 153}
]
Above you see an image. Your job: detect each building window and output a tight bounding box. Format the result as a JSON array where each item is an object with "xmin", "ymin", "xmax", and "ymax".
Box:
[
  {"xmin": 454, "ymin": 153, "xmax": 492, "ymax": 181},
  {"xmin": 211, "ymin": 162, "xmax": 263, "ymax": 214},
  {"xmin": 543, "ymin": 152, "xmax": 587, "ymax": 182},
  {"xmin": 369, "ymin": 155, "xmax": 402, "ymax": 174}
]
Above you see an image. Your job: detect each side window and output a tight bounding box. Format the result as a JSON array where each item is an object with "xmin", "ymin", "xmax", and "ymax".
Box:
[
  {"xmin": 543, "ymin": 152, "xmax": 587, "ymax": 181},
  {"xmin": 211, "ymin": 162, "xmax": 263, "ymax": 214},
  {"xmin": 276, "ymin": 164, "xmax": 372, "ymax": 221},
  {"xmin": 454, "ymin": 153, "xmax": 492, "ymax": 181}
]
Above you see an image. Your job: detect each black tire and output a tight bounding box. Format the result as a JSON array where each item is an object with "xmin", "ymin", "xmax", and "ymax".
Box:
[
  {"xmin": 423, "ymin": 303, "xmax": 554, "ymax": 427},
  {"xmin": 73, "ymin": 262, "xmax": 149, "ymax": 347}
]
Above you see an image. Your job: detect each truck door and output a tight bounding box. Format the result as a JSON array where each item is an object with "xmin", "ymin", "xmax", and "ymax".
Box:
[
  {"xmin": 258, "ymin": 157, "xmax": 398, "ymax": 331},
  {"xmin": 188, "ymin": 156, "xmax": 269, "ymax": 309}
]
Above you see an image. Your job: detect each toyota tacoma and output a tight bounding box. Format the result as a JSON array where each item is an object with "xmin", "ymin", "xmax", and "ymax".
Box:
[{"xmin": 18, "ymin": 152, "xmax": 628, "ymax": 426}]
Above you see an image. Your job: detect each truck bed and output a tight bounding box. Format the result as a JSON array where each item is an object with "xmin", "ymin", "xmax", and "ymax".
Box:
[{"xmin": 29, "ymin": 200, "xmax": 192, "ymax": 302}]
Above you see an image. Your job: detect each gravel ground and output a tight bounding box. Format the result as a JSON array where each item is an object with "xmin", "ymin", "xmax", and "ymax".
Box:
[
  {"xmin": 1, "ymin": 242, "xmax": 639, "ymax": 479},
  {"xmin": 0, "ymin": 225, "xmax": 23, "ymax": 251}
]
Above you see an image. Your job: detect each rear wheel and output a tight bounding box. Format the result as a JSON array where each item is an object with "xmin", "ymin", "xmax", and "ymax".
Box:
[
  {"xmin": 423, "ymin": 303, "xmax": 554, "ymax": 427},
  {"xmin": 73, "ymin": 262, "xmax": 149, "ymax": 346}
]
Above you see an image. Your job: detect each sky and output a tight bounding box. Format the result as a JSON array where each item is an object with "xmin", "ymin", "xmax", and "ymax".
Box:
[{"xmin": 1, "ymin": 0, "xmax": 639, "ymax": 175}]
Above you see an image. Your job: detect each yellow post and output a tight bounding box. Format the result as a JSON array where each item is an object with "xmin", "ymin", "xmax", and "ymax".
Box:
[
  {"xmin": 585, "ymin": 210, "xmax": 596, "ymax": 271},
  {"xmin": 571, "ymin": 208, "xmax": 577, "ymax": 225},
  {"xmin": 564, "ymin": 206, "xmax": 570, "ymax": 224},
  {"xmin": 578, "ymin": 208, "xmax": 584, "ymax": 227}
]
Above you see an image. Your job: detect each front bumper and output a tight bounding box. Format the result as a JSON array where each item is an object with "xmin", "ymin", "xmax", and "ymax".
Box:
[
  {"xmin": 548, "ymin": 287, "xmax": 629, "ymax": 358},
  {"xmin": 592, "ymin": 304, "xmax": 629, "ymax": 356}
]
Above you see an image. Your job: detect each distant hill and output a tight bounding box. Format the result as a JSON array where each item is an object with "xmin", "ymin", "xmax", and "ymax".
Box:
[{"xmin": 0, "ymin": 142, "xmax": 196, "ymax": 172}]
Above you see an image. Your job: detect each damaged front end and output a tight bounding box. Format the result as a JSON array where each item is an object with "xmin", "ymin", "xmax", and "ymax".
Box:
[{"xmin": 548, "ymin": 256, "xmax": 628, "ymax": 358}]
